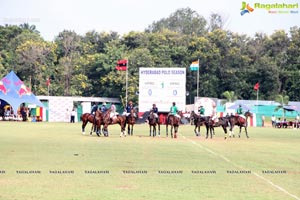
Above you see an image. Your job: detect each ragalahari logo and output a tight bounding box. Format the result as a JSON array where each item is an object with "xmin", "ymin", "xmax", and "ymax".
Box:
[{"xmin": 241, "ymin": 1, "xmax": 255, "ymax": 15}]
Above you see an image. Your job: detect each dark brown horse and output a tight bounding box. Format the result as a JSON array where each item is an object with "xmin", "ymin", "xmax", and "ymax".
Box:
[
  {"xmin": 148, "ymin": 111, "xmax": 160, "ymax": 137},
  {"xmin": 102, "ymin": 109, "xmax": 127, "ymax": 137},
  {"xmin": 80, "ymin": 110, "xmax": 103, "ymax": 136},
  {"xmin": 207, "ymin": 116, "xmax": 230, "ymax": 139},
  {"xmin": 190, "ymin": 111, "xmax": 209, "ymax": 137},
  {"xmin": 166, "ymin": 111, "xmax": 183, "ymax": 138},
  {"xmin": 229, "ymin": 111, "xmax": 252, "ymax": 138},
  {"xmin": 126, "ymin": 108, "xmax": 136, "ymax": 136}
]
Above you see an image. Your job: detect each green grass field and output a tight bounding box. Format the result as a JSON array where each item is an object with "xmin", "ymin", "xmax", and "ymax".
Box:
[{"xmin": 0, "ymin": 121, "xmax": 299, "ymax": 200}]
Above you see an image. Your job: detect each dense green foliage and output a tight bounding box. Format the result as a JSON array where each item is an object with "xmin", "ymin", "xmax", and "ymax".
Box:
[{"xmin": 1, "ymin": 8, "xmax": 300, "ymax": 105}]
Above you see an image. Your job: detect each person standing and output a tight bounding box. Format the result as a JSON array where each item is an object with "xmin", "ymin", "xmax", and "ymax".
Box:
[
  {"xmin": 271, "ymin": 115, "xmax": 276, "ymax": 127},
  {"xmin": 70, "ymin": 108, "xmax": 76, "ymax": 123},
  {"xmin": 261, "ymin": 115, "xmax": 265, "ymax": 127}
]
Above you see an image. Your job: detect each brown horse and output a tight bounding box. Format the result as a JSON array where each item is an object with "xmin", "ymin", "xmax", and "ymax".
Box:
[
  {"xmin": 126, "ymin": 108, "xmax": 136, "ymax": 136},
  {"xmin": 102, "ymin": 109, "xmax": 127, "ymax": 137},
  {"xmin": 148, "ymin": 111, "xmax": 160, "ymax": 137},
  {"xmin": 207, "ymin": 116, "xmax": 230, "ymax": 139},
  {"xmin": 80, "ymin": 110, "xmax": 103, "ymax": 136},
  {"xmin": 166, "ymin": 111, "xmax": 183, "ymax": 138},
  {"xmin": 229, "ymin": 111, "xmax": 252, "ymax": 138},
  {"xmin": 190, "ymin": 111, "xmax": 210, "ymax": 137}
]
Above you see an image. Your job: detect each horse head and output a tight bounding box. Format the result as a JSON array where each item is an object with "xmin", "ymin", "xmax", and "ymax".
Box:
[
  {"xmin": 148, "ymin": 111, "xmax": 156, "ymax": 125},
  {"xmin": 244, "ymin": 111, "xmax": 253, "ymax": 118},
  {"xmin": 127, "ymin": 108, "xmax": 136, "ymax": 124}
]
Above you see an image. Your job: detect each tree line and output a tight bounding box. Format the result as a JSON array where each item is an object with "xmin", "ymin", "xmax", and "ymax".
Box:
[{"xmin": 0, "ymin": 8, "xmax": 299, "ymax": 106}]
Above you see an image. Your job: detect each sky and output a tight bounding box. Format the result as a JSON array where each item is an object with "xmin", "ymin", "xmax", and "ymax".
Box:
[{"xmin": 0, "ymin": 0, "xmax": 299, "ymax": 41}]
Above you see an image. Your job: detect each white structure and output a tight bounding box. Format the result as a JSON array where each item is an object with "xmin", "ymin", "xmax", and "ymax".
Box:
[
  {"xmin": 138, "ymin": 68, "xmax": 186, "ymax": 113},
  {"xmin": 37, "ymin": 96, "xmax": 120, "ymax": 122}
]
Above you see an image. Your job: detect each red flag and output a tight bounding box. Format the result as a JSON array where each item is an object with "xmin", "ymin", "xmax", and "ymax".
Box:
[
  {"xmin": 115, "ymin": 59, "xmax": 127, "ymax": 71},
  {"xmin": 254, "ymin": 82, "xmax": 259, "ymax": 90},
  {"xmin": 46, "ymin": 78, "xmax": 50, "ymax": 86}
]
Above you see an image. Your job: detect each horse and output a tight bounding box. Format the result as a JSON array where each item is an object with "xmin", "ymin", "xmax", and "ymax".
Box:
[
  {"xmin": 208, "ymin": 116, "xmax": 230, "ymax": 139},
  {"xmin": 102, "ymin": 109, "xmax": 127, "ymax": 137},
  {"xmin": 190, "ymin": 111, "xmax": 210, "ymax": 137},
  {"xmin": 126, "ymin": 108, "xmax": 136, "ymax": 136},
  {"xmin": 229, "ymin": 111, "xmax": 253, "ymax": 138},
  {"xmin": 80, "ymin": 110, "xmax": 103, "ymax": 136},
  {"xmin": 166, "ymin": 111, "xmax": 184, "ymax": 138},
  {"xmin": 148, "ymin": 111, "xmax": 160, "ymax": 137}
]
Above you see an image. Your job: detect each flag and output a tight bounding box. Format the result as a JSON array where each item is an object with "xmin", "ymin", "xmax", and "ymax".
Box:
[
  {"xmin": 254, "ymin": 82, "xmax": 259, "ymax": 91},
  {"xmin": 115, "ymin": 59, "xmax": 128, "ymax": 71},
  {"xmin": 190, "ymin": 61, "xmax": 199, "ymax": 71},
  {"xmin": 46, "ymin": 78, "xmax": 50, "ymax": 86}
]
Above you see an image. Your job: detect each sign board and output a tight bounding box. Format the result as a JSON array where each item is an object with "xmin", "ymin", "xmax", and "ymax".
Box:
[{"xmin": 138, "ymin": 68, "xmax": 186, "ymax": 112}]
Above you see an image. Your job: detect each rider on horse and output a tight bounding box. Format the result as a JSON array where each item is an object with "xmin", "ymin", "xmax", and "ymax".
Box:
[
  {"xmin": 91, "ymin": 102, "xmax": 98, "ymax": 115},
  {"xmin": 169, "ymin": 102, "xmax": 180, "ymax": 119},
  {"xmin": 125, "ymin": 100, "xmax": 135, "ymax": 117},
  {"xmin": 211, "ymin": 105, "xmax": 218, "ymax": 124},
  {"xmin": 236, "ymin": 104, "xmax": 245, "ymax": 119},
  {"xmin": 151, "ymin": 103, "xmax": 159, "ymax": 123},
  {"xmin": 109, "ymin": 103, "xmax": 118, "ymax": 121},
  {"xmin": 100, "ymin": 102, "xmax": 108, "ymax": 113},
  {"xmin": 198, "ymin": 105, "xmax": 205, "ymax": 116}
]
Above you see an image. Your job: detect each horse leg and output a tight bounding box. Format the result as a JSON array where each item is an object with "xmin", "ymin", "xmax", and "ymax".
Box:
[
  {"xmin": 171, "ymin": 126, "xmax": 173, "ymax": 138},
  {"xmin": 82, "ymin": 121, "xmax": 87, "ymax": 135},
  {"xmin": 153, "ymin": 125, "xmax": 156, "ymax": 137},
  {"xmin": 90, "ymin": 124, "xmax": 94, "ymax": 135},
  {"xmin": 96, "ymin": 124, "xmax": 101, "ymax": 137},
  {"xmin": 223, "ymin": 126, "xmax": 228, "ymax": 139},
  {"xmin": 194, "ymin": 126, "xmax": 198, "ymax": 136},
  {"xmin": 127, "ymin": 125, "xmax": 130, "ymax": 136},
  {"xmin": 174, "ymin": 126, "xmax": 177, "ymax": 138},
  {"xmin": 245, "ymin": 126, "xmax": 249, "ymax": 138},
  {"xmin": 166, "ymin": 124, "xmax": 168, "ymax": 137},
  {"xmin": 158, "ymin": 124, "xmax": 160, "ymax": 136},
  {"xmin": 229, "ymin": 125, "xmax": 235, "ymax": 138},
  {"xmin": 149, "ymin": 125, "xmax": 152, "ymax": 137},
  {"xmin": 205, "ymin": 125, "xmax": 209, "ymax": 139},
  {"xmin": 239, "ymin": 126, "xmax": 242, "ymax": 138},
  {"xmin": 130, "ymin": 125, "xmax": 133, "ymax": 136}
]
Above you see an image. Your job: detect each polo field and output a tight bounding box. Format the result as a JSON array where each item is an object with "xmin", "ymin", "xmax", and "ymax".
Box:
[{"xmin": 0, "ymin": 122, "xmax": 299, "ymax": 200}]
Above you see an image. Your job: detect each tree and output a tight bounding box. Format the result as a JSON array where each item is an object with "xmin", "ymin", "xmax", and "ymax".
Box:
[
  {"xmin": 55, "ymin": 30, "xmax": 81, "ymax": 95},
  {"xmin": 222, "ymin": 91, "xmax": 237, "ymax": 104},
  {"xmin": 146, "ymin": 8, "xmax": 207, "ymax": 36},
  {"xmin": 208, "ymin": 13, "xmax": 227, "ymax": 32}
]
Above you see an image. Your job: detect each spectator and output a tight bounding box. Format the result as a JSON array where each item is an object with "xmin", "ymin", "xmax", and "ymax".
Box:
[{"xmin": 70, "ymin": 108, "xmax": 76, "ymax": 123}]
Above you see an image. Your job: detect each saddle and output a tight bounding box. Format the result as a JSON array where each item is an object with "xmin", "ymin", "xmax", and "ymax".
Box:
[{"xmin": 238, "ymin": 117, "xmax": 246, "ymax": 124}]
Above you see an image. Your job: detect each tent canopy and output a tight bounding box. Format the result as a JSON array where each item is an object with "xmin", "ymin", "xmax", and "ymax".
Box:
[
  {"xmin": 0, "ymin": 71, "xmax": 45, "ymax": 113},
  {"xmin": 228, "ymin": 103, "xmax": 251, "ymax": 111}
]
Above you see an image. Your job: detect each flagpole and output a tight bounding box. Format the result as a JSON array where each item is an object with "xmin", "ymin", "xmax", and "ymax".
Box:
[
  {"xmin": 197, "ymin": 58, "xmax": 199, "ymax": 98},
  {"xmin": 256, "ymin": 88, "xmax": 259, "ymax": 113},
  {"xmin": 125, "ymin": 59, "xmax": 128, "ymax": 106}
]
